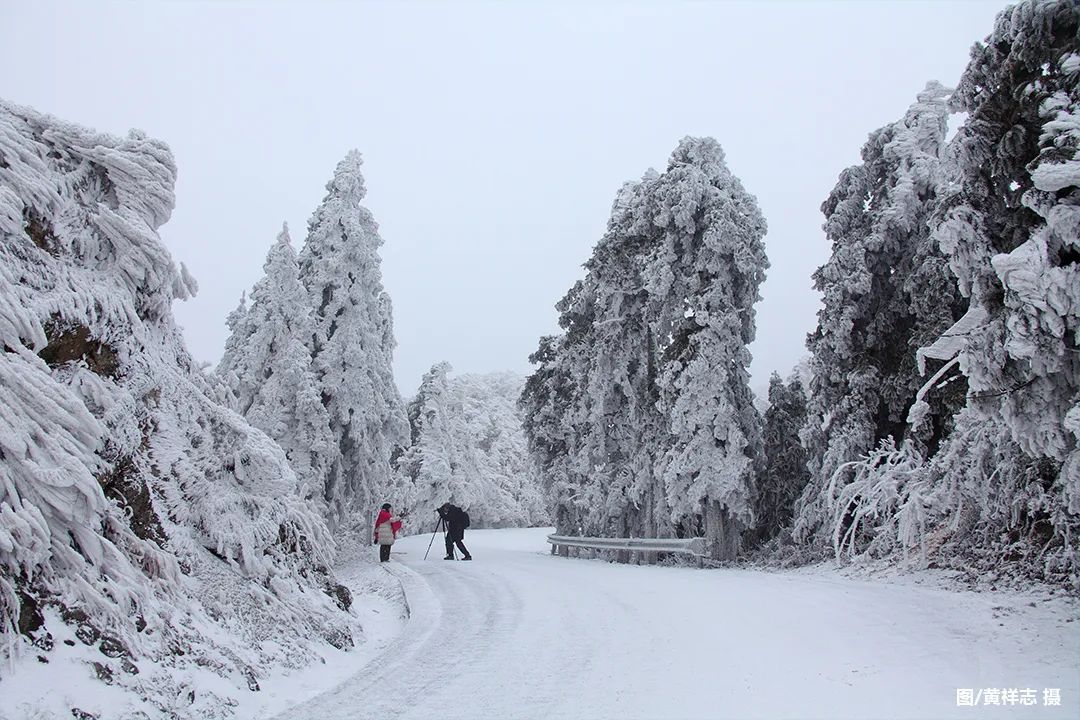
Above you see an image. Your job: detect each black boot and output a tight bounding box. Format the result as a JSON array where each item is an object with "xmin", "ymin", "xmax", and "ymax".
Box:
[
  {"xmin": 462, "ymin": 555, "xmax": 472, "ymax": 561},
  {"xmin": 443, "ymin": 554, "xmax": 455, "ymax": 560}
]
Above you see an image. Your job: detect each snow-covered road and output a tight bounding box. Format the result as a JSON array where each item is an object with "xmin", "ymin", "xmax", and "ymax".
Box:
[{"xmin": 279, "ymin": 528, "xmax": 1078, "ymax": 720}]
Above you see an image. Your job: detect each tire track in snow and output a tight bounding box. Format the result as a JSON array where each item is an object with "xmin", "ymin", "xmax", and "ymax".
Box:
[{"xmin": 278, "ymin": 552, "xmax": 530, "ymax": 720}]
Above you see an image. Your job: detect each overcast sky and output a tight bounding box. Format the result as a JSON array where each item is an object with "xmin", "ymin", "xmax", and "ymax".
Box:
[{"xmin": 2, "ymin": 0, "xmax": 1011, "ymax": 396}]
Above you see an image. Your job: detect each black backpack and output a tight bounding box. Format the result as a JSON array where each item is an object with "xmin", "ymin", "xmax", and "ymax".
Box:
[{"xmin": 462, "ymin": 509, "xmax": 471, "ymax": 529}]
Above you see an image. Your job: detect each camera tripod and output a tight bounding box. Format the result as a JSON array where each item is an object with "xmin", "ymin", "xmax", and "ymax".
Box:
[{"xmin": 423, "ymin": 515, "xmax": 452, "ymax": 560}]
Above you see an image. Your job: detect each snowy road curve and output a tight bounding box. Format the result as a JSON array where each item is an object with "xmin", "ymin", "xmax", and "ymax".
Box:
[{"xmin": 278, "ymin": 528, "xmax": 1077, "ymax": 720}]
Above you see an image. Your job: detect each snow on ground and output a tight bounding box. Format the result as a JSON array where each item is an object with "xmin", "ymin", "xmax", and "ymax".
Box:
[
  {"xmin": 0, "ymin": 560, "xmax": 406, "ymax": 720},
  {"xmin": 275, "ymin": 527, "xmax": 1078, "ymax": 720},
  {"xmin": 4, "ymin": 527, "xmax": 1074, "ymax": 719},
  {"xmin": 229, "ymin": 559, "xmax": 408, "ymax": 720}
]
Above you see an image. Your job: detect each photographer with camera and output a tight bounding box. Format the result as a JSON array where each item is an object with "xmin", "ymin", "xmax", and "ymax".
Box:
[{"xmin": 437, "ymin": 502, "xmax": 472, "ymax": 560}]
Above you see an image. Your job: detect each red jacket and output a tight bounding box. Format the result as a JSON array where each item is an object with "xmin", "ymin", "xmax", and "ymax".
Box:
[{"xmin": 373, "ymin": 509, "xmax": 402, "ymax": 543}]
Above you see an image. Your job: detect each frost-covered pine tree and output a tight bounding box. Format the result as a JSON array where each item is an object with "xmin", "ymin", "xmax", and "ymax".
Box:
[
  {"xmin": 399, "ymin": 362, "xmax": 479, "ymax": 516},
  {"xmin": 520, "ymin": 334, "xmax": 586, "ymax": 534},
  {"xmin": 543, "ymin": 277, "xmax": 615, "ymax": 537},
  {"xmin": 781, "ymin": 3, "xmax": 1079, "ymax": 587},
  {"xmin": 577, "ymin": 175, "xmax": 670, "ymax": 539},
  {"xmin": 401, "ymin": 367, "xmax": 545, "ymax": 527},
  {"xmin": 0, "ymin": 100, "xmax": 353, "ymax": 713},
  {"xmin": 643, "ymin": 138, "xmax": 768, "ymax": 560},
  {"xmin": 299, "ymin": 151, "xmax": 408, "ymax": 529},
  {"xmin": 219, "ymin": 224, "xmax": 335, "ymax": 505},
  {"xmin": 522, "ymin": 138, "xmax": 768, "ymax": 559},
  {"xmin": 524, "ymin": 176, "xmax": 669, "ymax": 541},
  {"xmin": 923, "ymin": 0, "xmax": 1080, "ymax": 581},
  {"xmin": 934, "ymin": 0, "xmax": 1079, "ymax": 468},
  {"xmin": 751, "ymin": 373, "xmax": 810, "ymax": 544},
  {"xmin": 794, "ymin": 83, "xmax": 964, "ymax": 545},
  {"xmin": 453, "ymin": 372, "xmax": 548, "ymax": 527},
  {"xmin": 216, "ymin": 291, "xmax": 252, "ymax": 406}
]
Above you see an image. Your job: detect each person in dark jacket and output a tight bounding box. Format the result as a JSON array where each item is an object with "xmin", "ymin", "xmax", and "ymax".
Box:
[{"xmin": 437, "ymin": 502, "xmax": 472, "ymax": 560}]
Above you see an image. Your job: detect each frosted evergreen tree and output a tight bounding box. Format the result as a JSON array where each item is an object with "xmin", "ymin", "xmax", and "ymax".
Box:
[
  {"xmin": 521, "ymin": 334, "xmax": 586, "ymax": 534},
  {"xmin": 547, "ymin": 278, "xmax": 608, "ymax": 536},
  {"xmin": 523, "ymin": 178, "xmax": 666, "ymax": 540},
  {"xmin": 925, "ymin": 0, "xmax": 1080, "ymax": 578},
  {"xmin": 642, "ymin": 138, "xmax": 768, "ymax": 560},
  {"xmin": 0, "ymin": 100, "xmax": 354, "ymax": 710},
  {"xmin": 750, "ymin": 373, "xmax": 810, "ymax": 544},
  {"xmin": 400, "ymin": 362, "xmax": 478, "ymax": 516},
  {"xmin": 521, "ymin": 269, "xmax": 625, "ymax": 538},
  {"xmin": 221, "ymin": 224, "xmax": 335, "ymax": 505},
  {"xmin": 783, "ymin": 3, "xmax": 1079, "ymax": 587},
  {"xmin": 453, "ymin": 372, "xmax": 548, "ymax": 527},
  {"xmin": 578, "ymin": 176, "xmax": 669, "ymax": 539},
  {"xmin": 299, "ymin": 151, "xmax": 408, "ymax": 529},
  {"xmin": 216, "ymin": 292, "xmax": 251, "ymax": 406},
  {"xmin": 794, "ymin": 84, "xmax": 964, "ymax": 545},
  {"xmin": 522, "ymin": 138, "xmax": 768, "ymax": 559},
  {"xmin": 934, "ymin": 0, "xmax": 1079, "ymax": 467}
]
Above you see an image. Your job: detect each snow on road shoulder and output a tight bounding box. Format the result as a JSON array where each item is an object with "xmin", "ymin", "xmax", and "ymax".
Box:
[
  {"xmin": 230, "ymin": 553, "xmax": 410, "ymax": 720},
  {"xmin": 0, "ymin": 556, "xmax": 409, "ymax": 720}
]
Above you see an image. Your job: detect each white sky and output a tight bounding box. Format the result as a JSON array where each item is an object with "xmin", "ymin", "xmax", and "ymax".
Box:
[{"xmin": 1, "ymin": 0, "xmax": 1011, "ymax": 396}]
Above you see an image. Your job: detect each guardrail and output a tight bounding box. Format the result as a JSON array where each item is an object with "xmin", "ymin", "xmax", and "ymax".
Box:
[{"xmin": 547, "ymin": 533, "xmax": 707, "ymax": 563}]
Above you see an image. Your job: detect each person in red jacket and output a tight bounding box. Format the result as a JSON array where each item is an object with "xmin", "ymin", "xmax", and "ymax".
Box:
[{"xmin": 373, "ymin": 503, "xmax": 404, "ymax": 562}]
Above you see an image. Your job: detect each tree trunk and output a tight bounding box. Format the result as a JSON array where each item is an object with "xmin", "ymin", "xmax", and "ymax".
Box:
[{"xmin": 706, "ymin": 500, "xmax": 740, "ymax": 561}]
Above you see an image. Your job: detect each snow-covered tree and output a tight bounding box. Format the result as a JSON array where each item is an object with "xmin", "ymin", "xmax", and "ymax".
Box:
[
  {"xmin": 523, "ymin": 138, "xmax": 768, "ymax": 559},
  {"xmin": 520, "ymin": 334, "xmax": 587, "ymax": 535},
  {"xmin": 924, "ymin": 0, "xmax": 1080, "ymax": 580},
  {"xmin": 0, "ymin": 100, "xmax": 354, "ymax": 713},
  {"xmin": 646, "ymin": 138, "xmax": 768, "ymax": 559},
  {"xmin": 794, "ymin": 83, "xmax": 965, "ymax": 545},
  {"xmin": 453, "ymin": 372, "xmax": 548, "ymax": 527},
  {"xmin": 577, "ymin": 175, "xmax": 670, "ymax": 540},
  {"xmin": 784, "ymin": 3, "xmax": 1079, "ymax": 588},
  {"xmin": 299, "ymin": 151, "xmax": 408, "ymax": 529},
  {"xmin": 933, "ymin": 0, "xmax": 1079, "ymax": 468},
  {"xmin": 535, "ymin": 272, "xmax": 648, "ymax": 539},
  {"xmin": 216, "ymin": 291, "xmax": 251, "ymax": 405},
  {"xmin": 398, "ymin": 366, "xmax": 546, "ymax": 527},
  {"xmin": 218, "ymin": 224, "xmax": 334, "ymax": 505},
  {"xmin": 750, "ymin": 373, "xmax": 810, "ymax": 544},
  {"xmin": 399, "ymin": 362, "xmax": 478, "ymax": 516}
]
